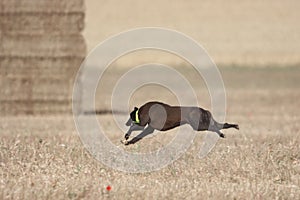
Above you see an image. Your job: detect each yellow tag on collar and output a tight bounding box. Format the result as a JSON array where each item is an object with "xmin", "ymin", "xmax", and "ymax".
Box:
[{"xmin": 135, "ymin": 109, "xmax": 140, "ymax": 124}]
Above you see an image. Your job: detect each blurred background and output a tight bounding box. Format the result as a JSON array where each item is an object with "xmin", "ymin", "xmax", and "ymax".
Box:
[
  {"xmin": 84, "ymin": 0, "xmax": 300, "ymax": 66},
  {"xmin": 1, "ymin": 0, "xmax": 299, "ymax": 115}
]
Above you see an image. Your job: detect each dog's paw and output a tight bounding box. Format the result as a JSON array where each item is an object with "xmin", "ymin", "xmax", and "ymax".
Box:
[
  {"xmin": 125, "ymin": 134, "xmax": 130, "ymax": 140},
  {"xmin": 121, "ymin": 139, "xmax": 129, "ymax": 145}
]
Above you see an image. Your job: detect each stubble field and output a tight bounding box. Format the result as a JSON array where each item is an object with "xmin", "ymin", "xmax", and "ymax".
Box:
[{"xmin": 0, "ymin": 67, "xmax": 300, "ymax": 199}]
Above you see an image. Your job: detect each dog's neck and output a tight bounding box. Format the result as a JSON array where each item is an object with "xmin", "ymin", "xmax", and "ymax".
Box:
[{"xmin": 135, "ymin": 109, "xmax": 140, "ymax": 124}]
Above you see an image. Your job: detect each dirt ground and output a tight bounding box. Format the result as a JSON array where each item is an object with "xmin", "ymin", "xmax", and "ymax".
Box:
[{"xmin": 1, "ymin": 67, "xmax": 299, "ymax": 199}]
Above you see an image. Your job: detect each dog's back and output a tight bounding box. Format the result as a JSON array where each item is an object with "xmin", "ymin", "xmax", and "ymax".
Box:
[
  {"xmin": 137, "ymin": 101, "xmax": 238, "ymax": 132},
  {"xmin": 138, "ymin": 101, "xmax": 199, "ymax": 131}
]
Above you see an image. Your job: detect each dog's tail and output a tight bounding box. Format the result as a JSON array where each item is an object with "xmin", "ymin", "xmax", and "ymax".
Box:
[
  {"xmin": 222, "ymin": 123, "xmax": 239, "ymax": 130},
  {"xmin": 214, "ymin": 121, "xmax": 239, "ymax": 130}
]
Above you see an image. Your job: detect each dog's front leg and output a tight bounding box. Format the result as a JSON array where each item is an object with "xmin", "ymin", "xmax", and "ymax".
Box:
[
  {"xmin": 125, "ymin": 126, "xmax": 155, "ymax": 145},
  {"xmin": 121, "ymin": 124, "xmax": 145, "ymax": 145},
  {"xmin": 124, "ymin": 124, "xmax": 145, "ymax": 140}
]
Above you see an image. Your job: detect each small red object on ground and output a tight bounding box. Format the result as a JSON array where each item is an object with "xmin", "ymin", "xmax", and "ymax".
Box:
[{"xmin": 106, "ymin": 185, "xmax": 111, "ymax": 191}]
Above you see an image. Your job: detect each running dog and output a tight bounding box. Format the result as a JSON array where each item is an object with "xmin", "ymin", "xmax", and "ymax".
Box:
[{"xmin": 122, "ymin": 101, "xmax": 239, "ymax": 145}]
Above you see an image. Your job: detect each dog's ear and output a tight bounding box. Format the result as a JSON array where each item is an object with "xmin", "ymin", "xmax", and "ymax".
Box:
[{"xmin": 134, "ymin": 107, "xmax": 138, "ymax": 111}]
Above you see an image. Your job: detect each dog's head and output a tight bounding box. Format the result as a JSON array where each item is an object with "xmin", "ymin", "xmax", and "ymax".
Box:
[{"xmin": 125, "ymin": 107, "xmax": 139, "ymax": 126}]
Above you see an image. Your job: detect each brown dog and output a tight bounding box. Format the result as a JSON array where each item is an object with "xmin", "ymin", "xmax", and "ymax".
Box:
[{"xmin": 122, "ymin": 101, "xmax": 239, "ymax": 145}]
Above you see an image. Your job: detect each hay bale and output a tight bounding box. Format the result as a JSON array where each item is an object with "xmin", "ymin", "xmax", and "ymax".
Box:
[
  {"xmin": 0, "ymin": 57, "xmax": 83, "ymax": 79},
  {"xmin": 0, "ymin": 100, "xmax": 71, "ymax": 115},
  {"xmin": 0, "ymin": 13, "xmax": 84, "ymax": 34},
  {"xmin": 0, "ymin": 34, "xmax": 86, "ymax": 57},
  {"xmin": 0, "ymin": 0, "xmax": 85, "ymax": 13},
  {"xmin": 0, "ymin": 101, "xmax": 35, "ymax": 115},
  {"xmin": 33, "ymin": 100, "xmax": 71, "ymax": 114},
  {"xmin": 0, "ymin": 77, "xmax": 32, "ymax": 101},
  {"xmin": 0, "ymin": 77, "xmax": 73, "ymax": 101},
  {"xmin": 0, "ymin": 0, "xmax": 86, "ymax": 115},
  {"xmin": 32, "ymin": 78, "xmax": 73, "ymax": 100}
]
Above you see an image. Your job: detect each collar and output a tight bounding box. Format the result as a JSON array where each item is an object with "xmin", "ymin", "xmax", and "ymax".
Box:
[{"xmin": 135, "ymin": 109, "xmax": 140, "ymax": 124}]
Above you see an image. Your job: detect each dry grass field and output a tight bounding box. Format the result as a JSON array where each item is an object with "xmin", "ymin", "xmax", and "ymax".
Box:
[{"xmin": 1, "ymin": 67, "xmax": 299, "ymax": 199}]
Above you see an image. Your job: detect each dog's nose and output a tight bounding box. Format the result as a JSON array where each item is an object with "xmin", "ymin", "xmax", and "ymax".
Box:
[{"xmin": 125, "ymin": 118, "xmax": 133, "ymax": 126}]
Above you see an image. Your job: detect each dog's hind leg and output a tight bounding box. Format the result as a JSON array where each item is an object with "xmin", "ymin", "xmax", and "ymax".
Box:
[
  {"xmin": 215, "ymin": 129, "xmax": 225, "ymax": 138},
  {"xmin": 208, "ymin": 120, "xmax": 239, "ymax": 138}
]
